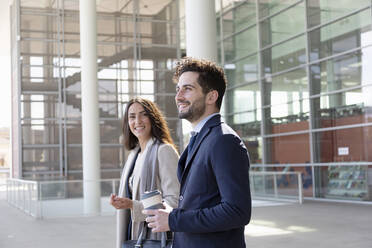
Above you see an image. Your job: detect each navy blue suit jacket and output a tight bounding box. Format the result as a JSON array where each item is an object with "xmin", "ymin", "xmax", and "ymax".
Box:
[{"xmin": 169, "ymin": 115, "xmax": 251, "ymax": 248}]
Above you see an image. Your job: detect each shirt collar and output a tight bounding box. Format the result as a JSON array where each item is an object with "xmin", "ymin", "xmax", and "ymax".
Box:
[{"xmin": 192, "ymin": 113, "xmax": 219, "ymax": 135}]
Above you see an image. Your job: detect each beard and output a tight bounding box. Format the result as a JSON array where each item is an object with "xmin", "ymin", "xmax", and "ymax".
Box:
[{"xmin": 177, "ymin": 96, "xmax": 206, "ymax": 122}]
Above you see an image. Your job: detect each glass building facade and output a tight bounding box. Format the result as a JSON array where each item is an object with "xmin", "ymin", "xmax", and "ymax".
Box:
[
  {"xmin": 10, "ymin": 0, "xmax": 181, "ymax": 181},
  {"xmin": 10, "ymin": 0, "xmax": 372, "ymax": 202},
  {"xmin": 218, "ymin": 0, "xmax": 372, "ymax": 202}
]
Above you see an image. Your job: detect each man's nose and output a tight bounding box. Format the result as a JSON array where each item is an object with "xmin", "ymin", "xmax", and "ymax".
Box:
[{"xmin": 175, "ymin": 90, "xmax": 183, "ymax": 101}]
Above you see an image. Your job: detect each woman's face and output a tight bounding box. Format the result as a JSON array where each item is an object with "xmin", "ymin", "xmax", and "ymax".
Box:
[{"xmin": 128, "ymin": 102, "xmax": 152, "ymax": 143}]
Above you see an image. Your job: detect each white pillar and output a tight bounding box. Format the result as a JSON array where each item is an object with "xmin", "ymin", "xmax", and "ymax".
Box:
[
  {"xmin": 79, "ymin": 0, "xmax": 101, "ymax": 215},
  {"xmin": 185, "ymin": 0, "xmax": 217, "ymax": 62}
]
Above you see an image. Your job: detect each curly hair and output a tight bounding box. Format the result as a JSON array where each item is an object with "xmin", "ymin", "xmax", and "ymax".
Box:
[
  {"xmin": 123, "ymin": 97, "xmax": 176, "ymax": 151},
  {"xmin": 173, "ymin": 57, "xmax": 227, "ymax": 109}
]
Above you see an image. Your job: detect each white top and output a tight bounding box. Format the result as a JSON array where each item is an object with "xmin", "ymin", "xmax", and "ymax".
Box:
[{"xmin": 128, "ymin": 138, "xmax": 154, "ymax": 194}]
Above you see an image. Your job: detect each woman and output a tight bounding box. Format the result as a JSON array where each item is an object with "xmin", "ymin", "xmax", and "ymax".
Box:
[{"xmin": 110, "ymin": 97, "xmax": 180, "ymax": 248}]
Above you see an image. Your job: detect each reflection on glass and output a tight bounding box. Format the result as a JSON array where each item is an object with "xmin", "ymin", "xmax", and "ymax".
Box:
[
  {"xmin": 228, "ymin": 83, "xmax": 260, "ymax": 113},
  {"xmin": 309, "ymin": 9, "xmax": 372, "ymax": 62},
  {"xmin": 263, "ymin": 67, "xmax": 308, "ymax": 106},
  {"xmin": 310, "ymin": 46, "xmax": 372, "ymax": 96},
  {"xmin": 224, "ymin": 26, "xmax": 257, "ymax": 62},
  {"xmin": 317, "ymin": 165, "xmax": 369, "ymax": 201},
  {"xmin": 264, "ymin": 100, "xmax": 309, "ymax": 134},
  {"xmin": 307, "ymin": 0, "xmax": 370, "ymax": 28},
  {"xmin": 225, "ymin": 55, "xmax": 258, "ymax": 87},
  {"xmin": 228, "ymin": 111, "xmax": 261, "ymax": 137},
  {"xmin": 258, "ymin": 0, "xmax": 300, "ymax": 18},
  {"xmin": 312, "ymin": 86, "xmax": 372, "ymax": 129},
  {"xmin": 243, "ymin": 137, "xmax": 262, "ymax": 164},
  {"xmin": 262, "ymin": 35, "xmax": 306, "ymax": 76},
  {"xmin": 314, "ymin": 127, "xmax": 372, "ymax": 163},
  {"xmin": 266, "ymin": 134, "xmax": 310, "ymax": 164},
  {"xmin": 260, "ymin": 1, "xmax": 305, "ymax": 47}
]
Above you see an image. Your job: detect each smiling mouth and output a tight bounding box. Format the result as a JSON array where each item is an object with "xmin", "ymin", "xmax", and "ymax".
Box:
[{"xmin": 177, "ymin": 102, "xmax": 189, "ymax": 111}]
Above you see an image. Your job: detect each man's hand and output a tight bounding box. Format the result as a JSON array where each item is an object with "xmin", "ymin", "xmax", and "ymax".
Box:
[
  {"xmin": 143, "ymin": 203, "xmax": 172, "ymax": 233},
  {"xmin": 110, "ymin": 194, "xmax": 133, "ymax": 209}
]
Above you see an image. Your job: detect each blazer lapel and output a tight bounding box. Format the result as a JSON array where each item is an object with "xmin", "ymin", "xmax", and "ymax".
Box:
[{"xmin": 179, "ymin": 115, "xmax": 222, "ymax": 185}]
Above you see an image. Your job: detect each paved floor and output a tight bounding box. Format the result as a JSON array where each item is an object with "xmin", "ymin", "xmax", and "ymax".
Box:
[{"xmin": 1, "ymin": 199, "xmax": 371, "ymax": 248}]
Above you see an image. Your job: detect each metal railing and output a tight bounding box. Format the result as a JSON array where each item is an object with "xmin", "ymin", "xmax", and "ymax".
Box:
[
  {"xmin": 6, "ymin": 178, "xmax": 121, "ymax": 218},
  {"xmin": 6, "ymin": 171, "xmax": 303, "ymax": 218},
  {"xmin": 250, "ymin": 171, "xmax": 303, "ymax": 204}
]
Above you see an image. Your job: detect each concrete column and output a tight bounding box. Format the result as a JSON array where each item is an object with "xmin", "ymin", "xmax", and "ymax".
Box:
[
  {"xmin": 79, "ymin": 0, "xmax": 101, "ymax": 215},
  {"xmin": 185, "ymin": 0, "xmax": 217, "ymax": 62}
]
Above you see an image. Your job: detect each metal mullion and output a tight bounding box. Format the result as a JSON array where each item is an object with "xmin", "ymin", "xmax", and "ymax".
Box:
[
  {"xmin": 251, "ymin": 161, "xmax": 372, "ymax": 167},
  {"xmin": 309, "ymin": 83, "xmax": 372, "ymax": 99},
  {"xmin": 23, "ymin": 144, "xmax": 60, "ymax": 148},
  {"xmin": 61, "ymin": 0, "xmax": 68, "ymax": 178},
  {"xmin": 258, "ymin": 0, "xmax": 304, "ymax": 22},
  {"xmin": 21, "ymin": 10, "xmax": 58, "ymax": 16},
  {"xmin": 307, "ymin": 6, "xmax": 370, "ymax": 33},
  {"xmin": 226, "ymin": 79, "xmax": 259, "ymax": 91},
  {"xmin": 22, "ymin": 91, "xmax": 59, "ymax": 95},
  {"xmin": 311, "ymin": 122, "xmax": 372, "ymax": 134},
  {"xmin": 259, "ymin": 82, "xmax": 372, "ymax": 110},
  {"xmin": 17, "ymin": 0, "xmax": 23, "ymax": 178},
  {"xmin": 308, "ymin": 45, "xmax": 372, "ymax": 66},
  {"xmin": 224, "ymin": 51, "xmax": 258, "ymax": 65},
  {"xmin": 263, "ymin": 129, "xmax": 310, "ymax": 139},
  {"xmin": 22, "ymin": 37, "xmax": 59, "ymax": 43},
  {"xmin": 259, "ymin": 63, "xmax": 306, "ymax": 81},
  {"xmin": 221, "ymin": 22, "xmax": 256, "ymax": 42},
  {"xmin": 225, "ymin": 108, "xmax": 258, "ymax": 117},
  {"xmin": 263, "ymin": 122, "xmax": 372, "ymax": 139},
  {"xmin": 260, "ymin": 31, "xmax": 305, "ymax": 51},
  {"xmin": 56, "ymin": 0, "xmax": 64, "ymax": 179},
  {"xmin": 255, "ymin": 0, "xmax": 265, "ymax": 166},
  {"xmin": 220, "ymin": 0, "xmax": 247, "ymax": 17}
]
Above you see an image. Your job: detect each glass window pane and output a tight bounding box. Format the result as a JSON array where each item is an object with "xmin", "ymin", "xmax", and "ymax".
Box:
[
  {"xmin": 22, "ymin": 120, "xmax": 60, "ymax": 145},
  {"xmin": 315, "ymin": 165, "xmax": 369, "ymax": 201},
  {"xmin": 310, "ymin": 46, "xmax": 372, "ymax": 96},
  {"xmin": 225, "ymin": 55, "xmax": 259, "ymax": 87},
  {"xmin": 264, "ymin": 100, "xmax": 309, "ymax": 134},
  {"xmin": 228, "ymin": 112, "xmax": 261, "ymax": 137},
  {"xmin": 23, "ymin": 147, "xmax": 60, "ymax": 172},
  {"xmin": 263, "ymin": 68, "xmax": 309, "ymax": 106},
  {"xmin": 309, "ymin": 9, "xmax": 372, "ymax": 62},
  {"xmin": 227, "ymin": 83, "xmax": 261, "ymax": 113},
  {"xmin": 307, "ymin": 0, "xmax": 371, "ymax": 28},
  {"xmin": 244, "ymin": 137, "xmax": 262, "ymax": 164},
  {"xmin": 223, "ymin": 26, "xmax": 258, "ymax": 62},
  {"xmin": 260, "ymin": 2, "xmax": 305, "ymax": 47},
  {"xmin": 258, "ymin": 0, "xmax": 300, "ymax": 18},
  {"xmin": 232, "ymin": 1, "xmax": 257, "ymax": 31},
  {"xmin": 314, "ymin": 127, "xmax": 372, "ymax": 163},
  {"xmin": 262, "ymin": 35, "xmax": 306, "ymax": 76},
  {"xmin": 266, "ymin": 133, "xmax": 310, "ymax": 164},
  {"xmin": 311, "ymin": 86, "xmax": 372, "ymax": 129}
]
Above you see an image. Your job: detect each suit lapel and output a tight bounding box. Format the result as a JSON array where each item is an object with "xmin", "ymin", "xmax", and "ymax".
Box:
[{"xmin": 178, "ymin": 115, "xmax": 222, "ymax": 186}]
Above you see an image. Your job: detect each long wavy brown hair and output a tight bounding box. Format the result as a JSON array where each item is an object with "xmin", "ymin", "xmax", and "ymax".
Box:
[{"xmin": 122, "ymin": 97, "xmax": 176, "ymax": 151}]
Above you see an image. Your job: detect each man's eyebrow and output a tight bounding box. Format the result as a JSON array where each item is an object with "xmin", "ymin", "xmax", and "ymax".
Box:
[{"xmin": 178, "ymin": 83, "xmax": 196, "ymax": 88}]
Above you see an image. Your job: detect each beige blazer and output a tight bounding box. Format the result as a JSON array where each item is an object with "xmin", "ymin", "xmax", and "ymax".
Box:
[{"xmin": 116, "ymin": 138, "xmax": 180, "ymax": 248}]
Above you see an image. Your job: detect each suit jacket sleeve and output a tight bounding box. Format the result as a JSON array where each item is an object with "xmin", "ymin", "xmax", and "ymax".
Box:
[
  {"xmin": 169, "ymin": 134, "xmax": 251, "ymax": 233},
  {"xmin": 131, "ymin": 143, "xmax": 180, "ymax": 222}
]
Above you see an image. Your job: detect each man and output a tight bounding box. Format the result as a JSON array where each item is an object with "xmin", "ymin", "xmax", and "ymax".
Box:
[{"xmin": 143, "ymin": 57, "xmax": 251, "ymax": 248}]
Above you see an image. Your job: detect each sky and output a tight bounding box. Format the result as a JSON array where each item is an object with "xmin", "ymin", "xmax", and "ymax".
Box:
[{"xmin": 0, "ymin": 0, "xmax": 12, "ymax": 128}]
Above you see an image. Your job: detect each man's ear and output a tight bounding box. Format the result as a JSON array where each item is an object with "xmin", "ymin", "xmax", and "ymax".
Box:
[{"xmin": 206, "ymin": 90, "xmax": 218, "ymax": 106}]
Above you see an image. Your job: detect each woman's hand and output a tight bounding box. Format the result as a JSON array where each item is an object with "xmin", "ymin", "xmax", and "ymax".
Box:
[{"xmin": 110, "ymin": 194, "xmax": 133, "ymax": 209}]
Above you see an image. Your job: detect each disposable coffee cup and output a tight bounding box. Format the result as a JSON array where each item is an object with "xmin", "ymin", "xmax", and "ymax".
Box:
[{"xmin": 141, "ymin": 190, "xmax": 163, "ymax": 210}]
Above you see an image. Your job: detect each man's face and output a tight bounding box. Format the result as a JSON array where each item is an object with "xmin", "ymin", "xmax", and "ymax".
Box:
[{"xmin": 175, "ymin": 71, "xmax": 206, "ymax": 123}]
